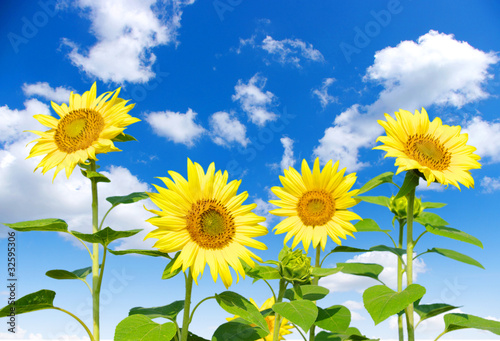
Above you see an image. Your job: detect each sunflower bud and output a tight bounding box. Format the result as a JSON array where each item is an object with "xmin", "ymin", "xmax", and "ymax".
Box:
[
  {"xmin": 389, "ymin": 195, "xmax": 423, "ymax": 219},
  {"xmin": 279, "ymin": 248, "xmax": 312, "ymax": 284}
]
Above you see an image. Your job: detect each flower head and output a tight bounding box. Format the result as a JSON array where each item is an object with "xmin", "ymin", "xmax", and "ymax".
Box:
[
  {"xmin": 27, "ymin": 83, "xmax": 139, "ymax": 179},
  {"xmin": 279, "ymin": 248, "xmax": 312, "ymax": 284},
  {"xmin": 270, "ymin": 158, "xmax": 361, "ymax": 252},
  {"xmin": 145, "ymin": 159, "xmax": 268, "ymax": 288},
  {"xmin": 374, "ymin": 108, "xmax": 481, "ymax": 189}
]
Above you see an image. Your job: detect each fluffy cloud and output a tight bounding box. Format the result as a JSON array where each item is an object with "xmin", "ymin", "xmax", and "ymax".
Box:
[
  {"xmin": 145, "ymin": 108, "xmax": 206, "ymax": 147},
  {"xmin": 314, "ymin": 30, "xmax": 499, "ymax": 171},
  {"xmin": 232, "ymin": 73, "xmax": 278, "ymax": 126},
  {"xmin": 22, "ymin": 82, "xmax": 73, "ymax": 103},
  {"xmin": 209, "ymin": 111, "xmax": 249, "ymax": 147},
  {"xmin": 463, "ymin": 116, "xmax": 500, "ymax": 163},
  {"xmin": 312, "ymin": 78, "xmax": 337, "ymax": 108},
  {"xmin": 480, "ymin": 176, "xmax": 500, "ymax": 193},
  {"xmin": 0, "ymin": 99, "xmax": 50, "ymax": 144},
  {"xmin": 261, "ymin": 35, "xmax": 324, "ymax": 67},
  {"xmin": 280, "ymin": 136, "xmax": 296, "ymax": 170},
  {"xmin": 63, "ymin": 0, "xmax": 195, "ymax": 83}
]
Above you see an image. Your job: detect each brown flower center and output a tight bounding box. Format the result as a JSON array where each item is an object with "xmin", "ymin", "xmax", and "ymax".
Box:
[
  {"xmin": 405, "ymin": 134, "xmax": 451, "ymax": 171},
  {"xmin": 297, "ymin": 190, "xmax": 335, "ymax": 226},
  {"xmin": 186, "ymin": 199, "xmax": 235, "ymax": 249},
  {"xmin": 55, "ymin": 109, "xmax": 104, "ymax": 153}
]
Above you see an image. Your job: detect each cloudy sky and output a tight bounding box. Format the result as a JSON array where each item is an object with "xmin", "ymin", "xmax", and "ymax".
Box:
[{"xmin": 1, "ymin": 0, "xmax": 500, "ymax": 340}]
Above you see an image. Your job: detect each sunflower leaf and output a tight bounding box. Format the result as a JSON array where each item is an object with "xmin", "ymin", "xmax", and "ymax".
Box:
[
  {"xmin": 370, "ymin": 245, "xmax": 406, "ymax": 257},
  {"xmin": 316, "ymin": 330, "xmax": 379, "ymax": 341},
  {"xmin": 394, "ymin": 171, "xmax": 419, "ymax": 200},
  {"xmin": 46, "ymin": 265, "xmax": 94, "ymax": 280},
  {"xmin": 3, "ymin": 218, "xmax": 68, "ymax": 233},
  {"xmin": 162, "ymin": 252, "xmax": 182, "ymax": 280},
  {"xmin": 356, "ymin": 172, "xmax": 395, "ymax": 195},
  {"xmin": 355, "ymin": 219, "xmax": 390, "ymax": 232},
  {"xmin": 212, "ymin": 322, "xmax": 269, "ymax": 341},
  {"xmin": 421, "ymin": 201, "xmax": 447, "ymax": 209},
  {"xmin": 415, "ymin": 212, "xmax": 449, "ymax": 227},
  {"xmin": 337, "ymin": 263, "xmax": 384, "ymax": 282},
  {"xmin": 443, "ymin": 313, "xmax": 500, "ymax": 336},
  {"xmin": 284, "ymin": 285, "xmax": 329, "ymax": 301},
  {"xmin": 272, "ymin": 300, "xmax": 318, "ymax": 332},
  {"xmin": 81, "ymin": 169, "xmax": 111, "ymax": 183},
  {"xmin": 426, "ymin": 248, "xmax": 484, "ymax": 269},
  {"xmin": 215, "ymin": 291, "xmax": 269, "ymax": 332},
  {"xmin": 415, "ymin": 303, "xmax": 460, "ymax": 323},
  {"xmin": 129, "ymin": 300, "xmax": 185, "ymax": 321},
  {"xmin": 114, "ymin": 314, "xmax": 177, "ymax": 341},
  {"xmin": 329, "ymin": 246, "xmax": 369, "ymax": 253},
  {"xmin": 355, "ymin": 196, "xmax": 391, "ymax": 207},
  {"xmin": 311, "ymin": 266, "xmax": 343, "ymax": 278},
  {"xmin": 71, "ymin": 227, "xmax": 142, "ymax": 247},
  {"xmin": 108, "ymin": 249, "xmax": 172, "ymax": 259},
  {"xmin": 112, "ymin": 133, "xmax": 137, "ymax": 143},
  {"xmin": 424, "ymin": 225, "xmax": 483, "ymax": 248},
  {"xmin": 242, "ymin": 263, "xmax": 281, "ymax": 281},
  {"xmin": 106, "ymin": 192, "xmax": 149, "ymax": 207},
  {"xmin": 315, "ymin": 305, "xmax": 351, "ymax": 333},
  {"xmin": 0, "ymin": 290, "xmax": 55, "ymax": 317}
]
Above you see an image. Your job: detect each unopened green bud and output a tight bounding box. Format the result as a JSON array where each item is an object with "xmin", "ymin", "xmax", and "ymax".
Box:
[
  {"xmin": 389, "ymin": 196, "xmax": 423, "ymax": 219},
  {"xmin": 279, "ymin": 248, "xmax": 312, "ymax": 284}
]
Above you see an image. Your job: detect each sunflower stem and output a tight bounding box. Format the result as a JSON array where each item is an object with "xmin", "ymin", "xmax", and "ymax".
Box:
[
  {"xmin": 308, "ymin": 246, "xmax": 321, "ymax": 341},
  {"xmin": 405, "ymin": 188, "xmax": 416, "ymax": 341},
  {"xmin": 53, "ymin": 307, "xmax": 95, "ymax": 341},
  {"xmin": 397, "ymin": 219, "xmax": 405, "ymax": 341},
  {"xmin": 273, "ymin": 278, "xmax": 287, "ymax": 341},
  {"xmin": 90, "ymin": 160, "xmax": 100, "ymax": 341},
  {"xmin": 181, "ymin": 271, "xmax": 194, "ymax": 341}
]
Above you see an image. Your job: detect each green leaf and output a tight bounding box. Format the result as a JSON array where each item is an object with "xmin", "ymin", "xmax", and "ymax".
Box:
[
  {"xmin": 415, "ymin": 303, "xmax": 459, "ymax": 323},
  {"xmin": 355, "ymin": 196, "xmax": 390, "ymax": 207},
  {"xmin": 369, "ymin": 245, "xmax": 406, "ymax": 257},
  {"xmin": 278, "ymin": 244, "xmax": 290, "ymax": 262},
  {"xmin": 316, "ymin": 330, "xmax": 379, "ymax": 341},
  {"xmin": 421, "ymin": 201, "xmax": 447, "ymax": 209},
  {"xmin": 272, "ymin": 300, "xmax": 318, "ymax": 332},
  {"xmin": 424, "ymin": 225, "xmax": 483, "ymax": 248},
  {"xmin": 71, "ymin": 227, "xmax": 142, "ymax": 247},
  {"xmin": 330, "ymin": 246, "xmax": 369, "ymax": 254},
  {"xmin": 0, "ymin": 290, "xmax": 55, "ymax": 317},
  {"xmin": 162, "ymin": 252, "xmax": 182, "ymax": 280},
  {"xmin": 337, "ymin": 263, "xmax": 384, "ymax": 282},
  {"xmin": 427, "ymin": 248, "xmax": 484, "ymax": 269},
  {"xmin": 311, "ymin": 266, "xmax": 343, "ymax": 278},
  {"xmin": 415, "ymin": 212, "xmax": 449, "ymax": 227},
  {"xmin": 443, "ymin": 313, "xmax": 500, "ymax": 335},
  {"xmin": 284, "ymin": 284, "xmax": 329, "ymax": 301},
  {"xmin": 315, "ymin": 305, "xmax": 351, "ymax": 333},
  {"xmin": 112, "ymin": 133, "xmax": 137, "ymax": 143},
  {"xmin": 363, "ymin": 284, "xmax": 426, "ymax": 325},
  {"xmin": 46, "ymin": 266, "xmax": 93, "ymax": 280},
  {"xmin": 243, "ymin": 263, "xmax": 281, "ymax": 281},
  {"xmin": 4, "ymin": 218, "xmax": 68, "ymax": 232},
  {"xmin": 81, "ymin": 169, "xmax": 111, "ymax": 183},
  {"xmin": 211, "ymin": 322, "xmax": 269, "ymax": 341},
  {"xmin": 106, "ymin": 192, "xmax": 149, "ymax": 206},
  {"xmin": 108, "ymin": 249, "xmax": 172, "ymax": 258},
  {"xmin": 114, "ymin": 314, "xmax": 177, "ymax": 341},
  {"xmin": 129, "ymin": 301, "xmax": 184, "ymax": 321},
  {"xmin": 354, "ymin": 219, "xmax": 390, "ymax": 233},
  {"xmin": 262, "ymin": 260, "xmax": 280, "ymax": 266},
  {"xmin": 215, "ymin": 291, "xmax": 268, "ymax": 332},
  {"xmin": 394, "ymin": 171, "xmax": 419, "ymax": 200},
  {"xmin": 357, "ymin": 172, "xmax": 395, "ymax": 195}
]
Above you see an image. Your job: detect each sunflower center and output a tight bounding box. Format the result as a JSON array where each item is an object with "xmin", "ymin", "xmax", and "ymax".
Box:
[
  {"xmin": 55, "ymin": 109, "xmax": 105, "ymax": 153},
  {"xmin": 406, "ymin": 134, "xmax": 451, "ymax": 171},
  {"xmin": 186, "ymin": 199, "xmax": 235, "ymax": 249},
  {"xmin": 297, "ymin": 190, "xmax": 335, "ymax": 226}
]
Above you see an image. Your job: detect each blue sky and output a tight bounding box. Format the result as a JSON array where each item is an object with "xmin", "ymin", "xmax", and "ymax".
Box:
[{"xmin": 1, "ymin": 0, "xmax": 500, "ymax": 340}]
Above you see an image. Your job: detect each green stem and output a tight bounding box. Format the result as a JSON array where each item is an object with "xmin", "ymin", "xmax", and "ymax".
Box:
[
  {"xmin": 97, "ymin": 247, "xmax": 108, "ymax": 291},
  {"xmin": 397, "ymin": 219, "xmax": 405, "ymax": 341},
  {"xmin": 71, "ymin": 234, "xmax": 93, "ymax": 259},
  {"xmin": 89, "ymin": 160, "xmax": 100, "ymax": 341},
  {"xmin": 433, "ymin": 331, "xmax": 446, "ymax": 341},
  {"xmin": 181, "ymin": 271, "xmax": 194, "ymax": 341},
  {"xmin": 290, "ymin": 322, "xmax": 307, "ymax": 341},
  {"xmin": 405, "ymin": 187, "xmax": 416, "ymax": 341},
  {"xmin": 99, "ymin": 205, "xmax": 115, "ymax": 231},
  {"xmin": 189, "ymin": 296, "xmax": 215, "ymax": 324},
  {"xmin": 308, "ymin": 247, "xmax": 321, "ymax": 341},
  {"xmin": 272, "ymin": 278, "xmax": 287, "ymax": 341},
  {"xmin": 53, "ymin": 307, "xmax": 95, "ymax": 341},
  {"xmin": 263, "ymin": 279, "xmax": 277, "ymax": 302}
]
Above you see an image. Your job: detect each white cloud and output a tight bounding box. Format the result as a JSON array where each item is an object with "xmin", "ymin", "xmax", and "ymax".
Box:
[
  {"xmin": 312, "ymin": 78, "xmax": 337, "ymax": 108},
  {"xmin": 463, "ymin": 116, "xmax": 500, "ymax": 163},
  {"xmin": 416, "ymin": 178, "xmax": 446, "ymax": 192},
  {"xmin": 280, "ymin": 136, "xmax": 296, "ymax": 170},
  {"xmin": 0, "ymin": 99, "xmax": 50, "ymax": 145},
  {"xmin": 63, "ymin": 0, "xmax": 195, "ymax": 83},
  {"xmin": 209, "ymin": 111, "xmax": 249, "ymax": 147},
  {"xmin": 480, "ymin": 176, "xmax": 500, "ymax": 193},
  {"xmin": 253, "ymin": 198, "xmax": 275, "ymax": 229},
  {"xmin": 0, "ymin": 327, "xmax": 43, "ymax": 340},
  {"xmin": 320, "ymin": 252, "xmax": 426, "ymax": 293},
  {"xmin": 261, "ymin": 35, "xmax": 324, "ymax": 67},
  {"xmin": 22, "ymin": 82, "xmax": 73, "ymax": 103},
  {"xmin": 314, "ymin": 30, "xmax": 499, "ymax": 171},
  {"xmin": 342, "ymin": 300, "xmax": 366, "ymax": 321},
  {"xmin": 145, "ymin": 108, "xmax": 205, "ymax": 147},
  {"xmin": 232, "ymin": 73, "xmax": 278, "ymax": 126}
]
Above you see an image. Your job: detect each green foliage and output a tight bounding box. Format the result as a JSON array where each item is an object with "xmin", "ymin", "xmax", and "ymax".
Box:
[
  {"xmin": 415, "ymin": 212, "xmax": 449, "ymax": 227},
  {"xmin": 215, "ymin": 291, "xmax": 268, "ymax": 332},
  {"xmin": 354, "ymin": 219, "xmax": 390, "ymax": 232},
  {"xmin": 414, "ymin": 303, "xmax": 459, "ymax": 323},
  {"xmin": 46, "ymin": 266, "xmax": 93, "ymax": 280},
  {"xmin": 108, "ymin": 249, "xmax": 172, "ymax": 259},
  {"xmin": 71, "ymin": 227, "xmax": 142, "ymax": 247},
  {"xmin": 442, "ymin": 313, "xmax": 500, "ymax": 336},
  {"xmin": 211, "ymin": 322, "xmax": 269, "ymax": 341},
  {"xmin": 337, "ymin": 263, "xmax": 384, "ymax": 282},
  {"xmin": 4, "ymin": 218, "xmax": 68, "ymax": 232},
  {"xmin": 424, "ymin": 225, "xmax": 483, "ymax": 248},
  {"xmin": 284, "ymin": 285, "xmax": 329, "ymax": 301},
  {"xmin": 316, "ymin": 329, "xmax": 379, "ymax": 341},
  {"xmin": 242, "ymin": 262, "xmax": 281, "ymax": 281},
  {"xmin": 356, "ymin": 172, "xmax": 395, "ymax": 195},
  {"xmin": 112, "ymin": 133, "xmax": 137, "ymax": 142},
  {"xmin": 279, "ymin": 248, "xmax": 312, "ymax": 284},
  {"xmin": 355, "ymin": 196, "xmax": 390, "ymax": 207},
  {"xmin": 315, "ymin": 305, "xmax": 351, "ymax": 333},
  {"xmin": 394, "ymin": 171, "xmax": 419, "ymax": 200},
  {"xmin": 272, "ymin": 300, "xmax": 318, "ymax": 332},
  {"xmin": 0, "ymin": 290, "xmax": 55, "ymax": 317},
  {"xmin": 311, "ymin": 266, "xmax": 343, "ymax": 278},
  {"xmin": 114, "ymin": 314, "xmax": 177, "ymax": 341},
  {"xmin": 162, "ymin": 252, "xmax": 182, "ymax": 280},
  {"xmin": 426, "ymin": 248, "xmax": 484, "ymax": 268},
  {"xmin": 421, "ymin": 201, "xmax": 446, "ymax": 209},
  {"xmin": 106, "ymin": 192, "xmax": 149, "ymax": 207},
  {"xmin": 129, "ymin": 301, "xmax": 185, "ymax": 321},
  {"xmin": 81, "ymin": 169, "xmax": 111, "ymax": 183}
]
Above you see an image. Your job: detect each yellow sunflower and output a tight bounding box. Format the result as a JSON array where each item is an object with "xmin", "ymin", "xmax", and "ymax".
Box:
[
  {"xmin": 27, "ymin": 82, "xmax": 139, "ymax": 179},
  {"xmin": 374, "ymin": 108, "xmax": 481, "ymax": 189},
  {"xmin": 227, "ymin": 297, "xmax": 293, "ymax": 341},
  {"xmin": 145, "ymin": 159, "xmax": 268, "ymax": 288},
  {"xmin": 269, "ymin": 158, "xmax": 361, "ymax": 252}
]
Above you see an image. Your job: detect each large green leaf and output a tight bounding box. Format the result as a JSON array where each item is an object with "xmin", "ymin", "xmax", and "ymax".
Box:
[
  {"xmin": 114, "ymin": 314, "xmax": 177, "ymax": 341},
  {"xmin": 415, "ymin": 212, "xmax": 449, "ymax": 227},
  {"xmin": 315, "ymin": 305, "xmax": 351, "ymax": 333},
  {"xmin": 329, "ymin": 246, "xmax": 369, "ymax": 254},
  {"xmin": 0, "ymin": 290, "xmax": 55, "ymax": 317},
  {"xmin": 284, "ymin": 285, "xmax": 329, "ymax": 301},
  {"xmin": 427, "ymin": 248, "xmax": 484, "ymax": 269},
  {"xmin": 316, "ymin": 330, "xmax": 378, "ymax": 341},
  {"xmin": 81, "ymin": 170, "xmax": 111, "ymax": 183},
  {"xmin": 415, "ymin": 303, "xmax": 459, "ymax": 323},
  {"xmin": 106, "ymin": 192, "xmax": 149, "ymax": 206},
  {"xmin": 215, "ymin": 291, "xmax": 268, "ymax": 332},
  {"xmin": 354, "ymin": 219, "xmax": 390, "ymax": 232},
  {"xmin": 337, "ymin": 263, "xmax": 384, "ymax": 282},
  {"xmin": 354, "ymin": 196, "xmax": 390, "ymax": 208},
  {"xmin": 112, "ymin": 133, "xmax": 137, "ymax": 143},
  {"xmin": 424, "ymin": 225, "xmax": 483, "ymax": 248},
  {"xmin": 357, "ymin": 172, "xmax": 395, "ymax": 195},
  {"xmin": 46, "ymin": 266, "xmax": 93, "ymax": 280},
  {"xmin": 129, "ymin": 301, "xmax": 184, "ymax": 321},
  {"xmin": 394, "ymin": 171, "xmax": 419, "ymax": 200},
  {"xmin": 369, "ymin": 245, "xmax": 406, "ymax": 257},
  {"xmin": 421, "ymin": 201, "xmax": 447, "ymax": 209},
  {"xmin": 211, "ymin": 322, "xmax": 269, "ymax": 341},
  {"xmin": 311, "ymin": 266, "xmax": 343, "ymax": 278},
  {"xmin": 363, "ymin": 284, "xmax": 426, "ymax": 325},
  {"xmin": 243, "ymin": 263, "xmax": 281, "ymax": 281},
  {"xmin": 4, "ymin": 218, "xmax": 68, "ymax": 232},
  {"xmin": 272, "ymin": 300, "xmax": 318, "ymax": 332},
  {"xmin": 443, "ymin": 313, "xmax": 500, "ymax": 335},
  {"xmin": 108, "ymin": 249, "xmax": 172, "ymax": 259},
  {"xmin": 162, "ymin": 252, "xmax": 182, "ymax": 280},
  {"xmin": 71, "ymin": 227, "xmax": 142, "ymax": 247}
]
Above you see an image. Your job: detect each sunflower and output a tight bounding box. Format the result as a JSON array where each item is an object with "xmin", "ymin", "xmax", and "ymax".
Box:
[
  {"xmin": 145, "ymin": 159, "xmax": 268, "ymax": 288},
  {"xmin": 269, "ymin": 158, "xmax": 361, "ymax": 252},
  {"xmin": 227, "ymin": 297, "xmax": 293, "ymax": 341},
  {"xmin": 26, "ymin": 82, "xmax": 139, "ymax": 179},
  {"xmin": 374, "ymin": 108, "xmax": 481, "ymax": 189}
]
